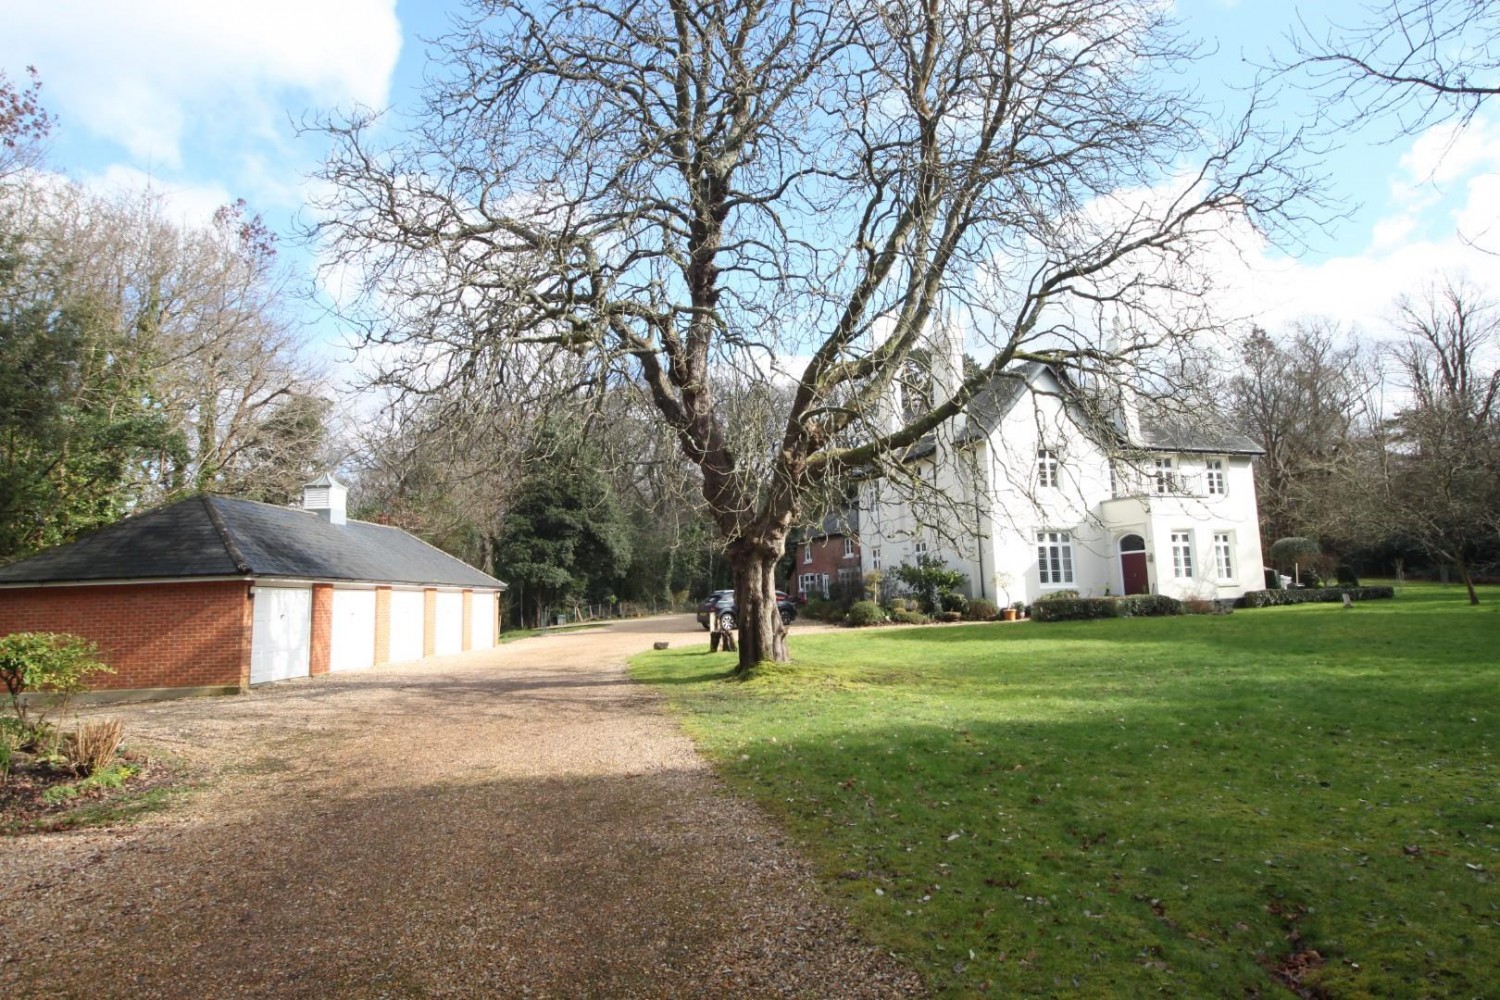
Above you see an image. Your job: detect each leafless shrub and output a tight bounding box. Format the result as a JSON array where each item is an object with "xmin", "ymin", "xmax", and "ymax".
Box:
[{"xmin": 66, "ymin": 719, "xmax": 124, "ymax": 776}]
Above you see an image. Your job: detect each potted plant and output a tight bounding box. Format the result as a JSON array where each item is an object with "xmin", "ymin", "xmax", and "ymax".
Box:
[
  {"xmin": 1002, "ymin": 604, "xmax": 1018, "ymax": 622},
  {"xmin": 1014, "ymin": 601, "xmax": 1030, "ymax": 620}
]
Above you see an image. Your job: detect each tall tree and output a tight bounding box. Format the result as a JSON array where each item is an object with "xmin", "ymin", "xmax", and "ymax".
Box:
[
  {"xmin": 316, "ymin": 0, "xmax": 1314, "ymax": 672},
  {"xmin": 1370, "ymin": 277, "xmax": 1500, "ymax": 604},
  {"xmin": 0, "ymin": 237, "xmax": 176, "ymax": 560},
  {"xmin": 0, "ymin": 66, "xmax": 52, "ymax": 180},
  {"xmin": 493, "ymin": 435, "xmax": 633, "ymax": 628},
  {"xmin": 1228, "ymin": 322, "xmax": 1376, "ymax": 551}
]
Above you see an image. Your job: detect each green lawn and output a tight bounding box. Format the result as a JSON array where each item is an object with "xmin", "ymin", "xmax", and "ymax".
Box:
[{"xmin": 631, "ymin": 583, "xmax": 1499, "ymax": 997}]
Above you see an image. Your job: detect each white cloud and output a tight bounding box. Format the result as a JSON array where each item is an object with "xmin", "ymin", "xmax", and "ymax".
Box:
[{"xmin": 1, "ymin": 0, "xmax": 402, "ymax": 167}]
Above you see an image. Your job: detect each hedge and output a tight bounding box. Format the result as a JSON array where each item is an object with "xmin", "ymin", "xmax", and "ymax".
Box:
[
  {"xmin": 1239, "ymin": 586, "xmax": 1395, "ymax": 608},
  {"xmin": 1030, "ymin": 594, "xmax": 1184, "ymax": 622}
]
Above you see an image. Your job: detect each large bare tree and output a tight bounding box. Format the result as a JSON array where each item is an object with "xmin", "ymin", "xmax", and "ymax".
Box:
[{"xmin": 316, "ymin": 0, "xmax": 1313, "ymax": 672}]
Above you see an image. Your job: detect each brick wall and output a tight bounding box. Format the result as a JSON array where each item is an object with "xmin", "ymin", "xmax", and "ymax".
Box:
[
  {"xmin": 793, "ymin": 535, "xmax": 863, "ymax": 599},
  {"xmin": 0, "ymin": 581, "xmax": 251, "ymax": 691},
  {"xmin": 309, "ymin": 584, "xmax": 333, "ymax": 676}
]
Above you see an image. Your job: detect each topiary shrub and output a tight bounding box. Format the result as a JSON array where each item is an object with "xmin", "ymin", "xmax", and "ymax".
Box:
[
  {"xmin": 1037, "ymin": 588, "xmax": 1080, "ymax": 602},
  {"xmin": 966, "ymin": 598, "xmax": 998, "ymax": 621},
  {"xmin": 891, "ymin": 608, "xmax": 929, "ymax": 625},
  {"xmin": 845, "ymin": 600, "xmax": 888, "ymax": 627},
  {"xmin": 1335, "ymin": 565, "xmax": 1360, "ymax": 587},
  {"xmin": 1113, "ymin": 594, "xmax": 1184, "ymax": 617}
]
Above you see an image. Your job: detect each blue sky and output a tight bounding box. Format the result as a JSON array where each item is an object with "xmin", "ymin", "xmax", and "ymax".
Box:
[{"xmin": 4, "ymin": 0, "xmax": 1497, "ymax": 361}]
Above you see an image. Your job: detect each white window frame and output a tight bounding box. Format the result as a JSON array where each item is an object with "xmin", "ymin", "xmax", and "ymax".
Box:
[
  {"xmin": 843, "ymin": 537, "xmax": 855, "ymax": 558},
  {"xmin": 1170, "ymin": 531, "xmax": 1194, "ymax": 578},
  {"xmin": 1154, "ymin": 458, "xmax": 1177, "ymax": 495},
  {"xmin": 1036, "ymin": 530, "xmax": 1075, "ymax": 586},
  {"xmin": 803, "ymin": 541, "xmax": 812, "ymax": 564},
  {"xmin": 871, "ymin": 547, "xmax": 881, "ymax": 570},
  {"xmin": 913, "ymin": 539, "xmax": 928, "ymax": 559},
  {"xmin": 798, "ymin": 572, "xmax": 819, "ymax": 595},
  {"xmin": 1204, "ymin": 458, "xmax": 1226, "ymax": 496},
  {"xmin": 1036, "ymin": 448, "xmax": 1059, "ymax": 488},
  {"xmin": 1213, "ymin": 532, "xmax": 1234, "ymax": 580}
]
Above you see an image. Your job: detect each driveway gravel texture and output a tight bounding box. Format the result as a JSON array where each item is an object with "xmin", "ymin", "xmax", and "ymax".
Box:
[{"xmin": 0, "ymin": 615, "xmax": 923, "ymax": 999}]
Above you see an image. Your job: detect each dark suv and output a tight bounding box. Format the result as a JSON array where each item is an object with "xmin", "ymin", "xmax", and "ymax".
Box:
[{"xmin": 695, "ymin": 589, "xmax": 797, "ymax": 629}]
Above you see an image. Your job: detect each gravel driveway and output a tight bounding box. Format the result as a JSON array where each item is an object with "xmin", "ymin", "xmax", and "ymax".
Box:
[{"xmin": 0, "ymin": 615, "xmax": 921, "ymax": 998}]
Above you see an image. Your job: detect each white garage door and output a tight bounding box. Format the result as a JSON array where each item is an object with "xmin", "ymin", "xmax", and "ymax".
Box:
[
  {"xmin": 250, "ymin": 586, "xmax": 312, "ymax": 685},
  {"xmin": 389, "ymin": 589, "xmax": 426, "ymax": 664},
  {"xmin": 470, "ymin": 592, "xmax": 495, "ymax": 650},
  {"xmin": 434, "ymin": 591, "xmax": 463, "ymax": 655},
  {"xmin": 330, "ymin": 589, "xmax": 376, "ymax": 673}
]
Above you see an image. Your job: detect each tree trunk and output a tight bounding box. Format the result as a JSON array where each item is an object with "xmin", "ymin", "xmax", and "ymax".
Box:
[
  {"xmin": 727, "ymin": 534, "xmax": 789, "ymax": 675},
  {"xmin": 1455, "ymin": 554, "xmax": 1481, "ymax": 606}
]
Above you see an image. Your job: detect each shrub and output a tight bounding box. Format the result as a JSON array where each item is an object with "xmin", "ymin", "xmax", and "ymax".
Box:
[
  {"xmin": 845, "ymin": 601, "xmax": 888, "ymax": 627},
  {"xmin": 941, "ymin": 591, "xmax": 970, "ymax": 615},
  {"xmin": 65, "ymin": 718, "xmax": 125, "ymax": 776},
  {"xmin": 891, "ymin": 608, "xmax": 929, "ymax": 625},
  {"xmin": 891, "ymin": 556, "xmax": 969, "ymax": 613},
  {"xmin": 1296, "ymin": 568, "xmax": 1322, "ymax": 588},
  {"xmin": 966, "ymin": 598, "xmax": 998, "ymax": 621},
  {"xmin": 1240, "ymin": 586, "xmax": 1395, "ymax": 608},
  {"xmin": 0, "ymin": 633, "xmax": 112, "ymax": 737},
  {"xmin": 1037, "ymin": 588, "xmax": 1080, "ymax": 601},
  {"xmin": 936, "ymin": 611, "xmax": 964, "ymax": 623},
  {"xmin": 1031, "ymin": 597, "xmax": 1117, "ymax": 621},
  {"xmin": 1113, "ymin": 594, "xmax": 1184, "ymax": 617},
  {"xmin": 1183, "ymin": 597, "xmax": 1216, "ymax": 615},
  {"xmin": 1335, "ymin": 565, "xmax": 1360, "ymax": 587},
  {"xmin": 1032, "ymin": 594, "xmax": 1184, "ymax": 622},
  {"xmin": 803, "ymin": 598, "xmax": 840, "ymax": 621}
]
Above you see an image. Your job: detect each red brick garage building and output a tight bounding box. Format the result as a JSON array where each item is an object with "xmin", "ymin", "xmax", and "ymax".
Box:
[{"xmin": 0, "ymin": 477, "xmax": 506, "ymax": 699}]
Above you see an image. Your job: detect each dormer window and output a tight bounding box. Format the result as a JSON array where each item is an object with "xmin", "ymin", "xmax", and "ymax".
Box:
[{"xmin": 1036, "ymin": 448, "xmax": 1059, "ymax": 488}]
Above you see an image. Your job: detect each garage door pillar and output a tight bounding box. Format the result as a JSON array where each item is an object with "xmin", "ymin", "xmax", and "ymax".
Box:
[
  {"xmin": 461, "ymin": 590, "xmax": 473, "ymax": 651},
  {"xmin": 310, "ymin": 583, "xmax": 333, "ymax": 676},
  {"xmin": 423, "ymin": 588, "xmax": 437, "ymax": 657},
  {"xmin": 373, "ymin": 586, "xmax": 391, "ymax": 665}
]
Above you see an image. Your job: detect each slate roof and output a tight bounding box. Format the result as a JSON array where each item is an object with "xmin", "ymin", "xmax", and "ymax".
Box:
[
  {"xmin": 1136, "ymin": 412, "xmax": 1263, "ymax": 455},
  {"xmin": 0, "ymin": 495, "xmax": 506, "ymax": 589},
  {"xmin": 900, "ymin": 362, "xmax": 1262, "ymax": 458}
]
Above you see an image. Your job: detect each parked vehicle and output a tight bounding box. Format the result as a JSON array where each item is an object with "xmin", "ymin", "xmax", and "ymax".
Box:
[
  {"xmin": 696, "ymin": 589, "xmax": 797, "ymax": 629},
  {"xmin": 695, "ymin": 590, "xmax": 736, "ymax": 629}
]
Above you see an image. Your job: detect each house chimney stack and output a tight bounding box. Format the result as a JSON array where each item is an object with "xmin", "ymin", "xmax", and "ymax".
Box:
[{"xmin": 302, "ymin": 472, "xmax": 347, "ymax": 526}]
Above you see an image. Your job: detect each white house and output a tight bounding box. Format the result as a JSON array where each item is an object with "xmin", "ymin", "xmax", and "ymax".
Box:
[{"xmin": 859, "ymin": 362, "xmax": 1266, "ymax": 605}]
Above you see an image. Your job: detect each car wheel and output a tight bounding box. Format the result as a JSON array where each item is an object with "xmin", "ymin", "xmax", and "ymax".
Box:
[
  {"xmin": 719, "ymin": 612, "xmax": 736, "ymax": 630},
  {"xmin": 779, "ymin": 608, "xmax": 794, "ymax": 626}
]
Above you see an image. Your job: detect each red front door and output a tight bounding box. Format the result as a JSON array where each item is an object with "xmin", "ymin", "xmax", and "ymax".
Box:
[{"xmin": 1121, "ymin": 551, "xmax": 1149, "ymax": 595}]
